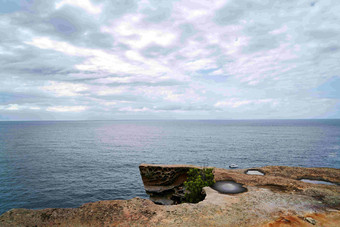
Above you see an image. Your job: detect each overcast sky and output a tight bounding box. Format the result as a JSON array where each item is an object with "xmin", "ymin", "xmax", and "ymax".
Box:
[{"xmin": 0, "ymin": 0, "xmax": 339, "ymax": 120}]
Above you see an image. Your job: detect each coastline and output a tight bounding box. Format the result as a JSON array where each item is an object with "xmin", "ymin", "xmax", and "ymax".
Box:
[{"xmin": 1, "ymin": 165, "xmax": 339, "ymax": 226}]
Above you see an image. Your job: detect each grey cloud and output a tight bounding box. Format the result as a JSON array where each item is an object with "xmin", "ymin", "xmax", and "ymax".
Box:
[
  {"xmin": 1, "ymin": 0, "xmax": 339, "ymax": 119},
  {"xmin": 115, "ymin": 104, "xmax": 214, "ymax": 112},
  {"xmin": 102, "ymin": 0, "xmax": 138, "ymax": 19},
  {"xmin": 214, "ymin": 3, "xmax": 244, "ymax": 25},
  {"xmin": 307, "ymin": 29, "xmax": 339, "ymax": 40},
  {"xmin": 93, "ymin": 94, "xmax": 145, "ymax": 102},
  {"xmin": 179, "ymin": 23, "xmax": 197, "ymax": 43},
  {"xmin": 0, "ymin": 89, "xmax": 60, "ymax": 110},
  {"xmin": 22, "ymin": 0, "xmax": 56, "ymax": 13},
  {"xmin": 155, "ymin": 105, "xmax": 182, "ymax": 111},
  {"xmin": 141, "ymin": 0, "xmax": 173, "ymax": 23},
  {"xmin": 242, "ymin": 35, "xmax": 280, "ymax": 53},
  {"xmin": 0, "ymin": 94, "xmax": 57, "ymax": 106},
  {"xmin": 0, "ymin": 45, "xmax": 84, "ymax": 79},
  {"xmin": 50, "ymin": 16, "xmax": 77, "ymax": 35},
  {"xmin": 214, "ymin": 1, "xmax": 286, "ymax": 54},
  {"xmin": 47, "ymin": 5, "xmax": 114, "ymax": 48},
  {"xmin": 245, "ymin": 22, "xmax": 275, "ymax": 35},
  {"xmin": 93, "ymin": 79, "xmax": 184, "ymax": 87},
  {"xmin": 8, "ymin": 2, "xmax": 114, "ymax": 49},
  {"xmin": 0, "ymin": 92, "xmax": 39, "ymax": 105},
  {"xmin": 155, "ymin": 104, "xmax": 212, "ymax": 111},
  {"xmin": 83, "ymin": 31, "xmax": 114, "ymax": 48},
  {"xmin": 18, "ymin": 67, "xmax": 74, "ymax": 76},
  {"xmin": 320, "ymin": 45, "xmax": 340, "ymax": 54},
  {"xmin": 140, "ymin": 44, "xmax": 175, "ymax": 58},
  {"xmin": 214, "ymin": 0, "xmax": 276, "ymax": 26},
  {"xmin": 0, "ymin": 17, "xmax": 27, "ymax": 46}
]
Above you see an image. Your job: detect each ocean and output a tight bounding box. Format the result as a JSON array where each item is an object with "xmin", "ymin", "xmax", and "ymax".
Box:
[{"xmin": 0, "ymin": 120, "xmax": 339, "ymax": 214}]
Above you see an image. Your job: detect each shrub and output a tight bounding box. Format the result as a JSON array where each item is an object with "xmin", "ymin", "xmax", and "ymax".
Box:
[
  {"xmin": 144, "ymin": 168, "xmax": 156, "ymax": 180},
  {"xmin": 183, "ymin": 168, "xmax": 215, "ymax": 203}
]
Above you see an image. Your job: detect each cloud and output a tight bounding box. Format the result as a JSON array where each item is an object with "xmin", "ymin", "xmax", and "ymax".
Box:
[
  {"xmin": 46, "ymin": 105, "xmax": 88, "ymax": 112},
  {"xmin": 0, "ymin": 0, "xmax": 339, "ymax": 120},
  {"xmin": 56, "ymin": 0, "xmax": 103, "ymax": 15},
  {"xmin": 215, "ymin": 99, "xmax": 275, "ymax": 108},
  {"xmin": 119, "ymin": 106, "xmax": 151, "ymax": 112},
  {"xmin": 40, "ymin": 81, "xmax": 88, "ymax": 97},
  {"xmin": 0, "ymin": 104, "xmax": 41, "ymax": 111}
]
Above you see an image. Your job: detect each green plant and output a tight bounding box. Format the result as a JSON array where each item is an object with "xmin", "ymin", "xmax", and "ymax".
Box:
[
  {"xmin": 144, "ymin": 168, "xmax": 156, "ymax": 180},
  {"xmin": 183, "ymin": 168, "xmax": 215, "ymax": 203}
]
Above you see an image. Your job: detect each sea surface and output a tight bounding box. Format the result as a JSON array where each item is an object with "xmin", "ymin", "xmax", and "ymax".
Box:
[{"xmin": 0, "ymin": 120, "xmax": 339, "ymax": 214}]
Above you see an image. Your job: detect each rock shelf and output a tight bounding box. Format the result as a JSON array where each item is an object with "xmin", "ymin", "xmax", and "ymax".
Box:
[{"xmin": 0, "ymin": 164, "xmax": 339, "ymax": 226}]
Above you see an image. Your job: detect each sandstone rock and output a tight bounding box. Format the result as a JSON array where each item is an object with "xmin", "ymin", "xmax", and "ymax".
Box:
[{"xmin": 1, "ymin": 165, "xmax": 339, "ymax": 226}]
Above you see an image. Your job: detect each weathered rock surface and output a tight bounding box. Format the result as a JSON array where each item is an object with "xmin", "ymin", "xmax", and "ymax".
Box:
[
  {"xmin": 139, "ymin": 163, "xmax": 197, "ymax": 193},
  {"xmin": 1, "ymin": 165, "xmax": 339, "ymax": 226},
  {"xmin": 139, "ymin": 163, "xmax": 203, "ymax": 204}
]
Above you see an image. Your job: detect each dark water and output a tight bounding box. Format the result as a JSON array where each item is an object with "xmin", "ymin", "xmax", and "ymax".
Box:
[{"xmin": 0, "ymin": 120, "xmax": 339, "ymax": 214}]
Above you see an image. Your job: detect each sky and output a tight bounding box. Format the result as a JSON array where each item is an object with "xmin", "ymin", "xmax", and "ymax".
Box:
[{"xmin": 0, "ymin": 0, "xmax": 339, "ymax": 120}]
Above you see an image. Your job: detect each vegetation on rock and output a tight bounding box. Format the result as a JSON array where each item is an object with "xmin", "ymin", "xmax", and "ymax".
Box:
[
  {"xmin": 184, "ymin": 168, "xmax": 215, "ymax": 203},
  {"xmin": 144, "ymin": 168, "xmax": 157, "ymax": 180}
]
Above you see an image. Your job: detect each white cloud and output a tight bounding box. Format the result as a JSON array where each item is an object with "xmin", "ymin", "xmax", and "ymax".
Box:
[
  {"xmin": 119, "ymin": 106, "xmax": 151, "ymax": 112},
  {"xmin": 26, "ymin": 37, "xmax": 174, "ymax": 78},
  {"xmin": 0, "ymin": 104, "xmax": 20, "ymax": 111},
  {"xmin": 0, "ymin": 104, "xmax": 41, "ymax": 111},
  {"xmin": 270, "ymin": 25, "xmax": 288, "ymax": 35},
  {"xmin": 215, "ymin": 99, "xmax": 274, "ymax": 108},
  {"xmin": 26, "ymin": 38, "xmax": 79, "ymax": 55},
  {"xmin": 55, "ymin": 0, "xmax": 102, "ymax": 15},
  {"xmin": 41, "ymin": 81, "xmax": 88, "ymax": 97},
  {"xmin": 185, "ymin": 59, "xmax": 217, "ymax": 71},
  {"xmin": 102, "ymin": 101, "xmax": 117, "ymax": 106},
  {"xmin": 104, "ymin": 15, "xmax": 177, "ymax": 49},
  {"xmin": 95, "ymin": 86, "xmax": 129, "ymax": 96},
  {"xmin": 46, "ymin": 106, "xmax": 87, "ymax": 112}
]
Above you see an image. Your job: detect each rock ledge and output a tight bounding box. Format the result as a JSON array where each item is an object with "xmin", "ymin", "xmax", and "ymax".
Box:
[{"xmin": 0, "ymin": 165, "xmax": 339, "ymax": 226}]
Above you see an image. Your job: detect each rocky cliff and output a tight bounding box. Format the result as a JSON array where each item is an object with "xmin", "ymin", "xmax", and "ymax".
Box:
[{"xmin": 1, "ymin": 164, "xmax": 339, "ymax": 226}]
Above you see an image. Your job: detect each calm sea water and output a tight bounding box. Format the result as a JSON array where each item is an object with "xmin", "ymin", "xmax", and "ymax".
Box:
[{"xmin": 0, "ymin": 120, "xmax": 339, "ymax": 214}]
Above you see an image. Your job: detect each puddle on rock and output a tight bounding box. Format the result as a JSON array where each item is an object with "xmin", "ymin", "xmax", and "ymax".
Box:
[
  {"xmin": 300, "ymin": 179, "xmax": 336, "ymax": 186},
  {"xmin": 245, "ymin": 169, "xmax": 265, "ymax": 176},
  {"xmin": 211, "ymin": 181, "xmax": 247, "ymax": 194}
]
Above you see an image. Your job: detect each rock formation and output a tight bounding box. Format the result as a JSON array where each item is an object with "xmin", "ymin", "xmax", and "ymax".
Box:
[
  {"xmin": 0, "ymin": 164, "xmax": 339, "ymax": 226},
  {"xmin": 139, "ymin": 163, "xmax": 202, "ymax": 204}
]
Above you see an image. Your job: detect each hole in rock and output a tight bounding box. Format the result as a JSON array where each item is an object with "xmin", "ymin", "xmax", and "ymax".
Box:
[
  {"xmin": 300, "ymin": 179, "xmax": 336, "ymax": 186},
  {"xmin": 245, "ymin": 169, "xmax": 265, "ymax": 175},
  {"xmin": 211, "ymin": 181, "xmax": 247, "ymax": 194}
]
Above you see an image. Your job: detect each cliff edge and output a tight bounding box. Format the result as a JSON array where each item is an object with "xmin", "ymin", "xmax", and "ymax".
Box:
[{"xmin": 1, "ymin": 165, "xmax": 339, "ymax": 226}]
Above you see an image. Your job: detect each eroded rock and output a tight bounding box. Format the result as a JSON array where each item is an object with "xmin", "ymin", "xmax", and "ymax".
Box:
[
  {"xmin": 1, "ymin": 165, "xmax": 339, "ymax": 226},
  {"xmin": 139, "ymin": 163, "xmax": 203, "ymax": 204}
]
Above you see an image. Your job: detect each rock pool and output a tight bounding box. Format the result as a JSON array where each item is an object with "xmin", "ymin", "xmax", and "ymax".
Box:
[{"xmin": 211, "ymin": 181, "xmax": 247, "ymax": 194}]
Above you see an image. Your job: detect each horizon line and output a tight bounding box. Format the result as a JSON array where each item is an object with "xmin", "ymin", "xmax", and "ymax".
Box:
[{"xmin": 0, "ymin": 118, "xmax": 339, "ymax": 122}]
